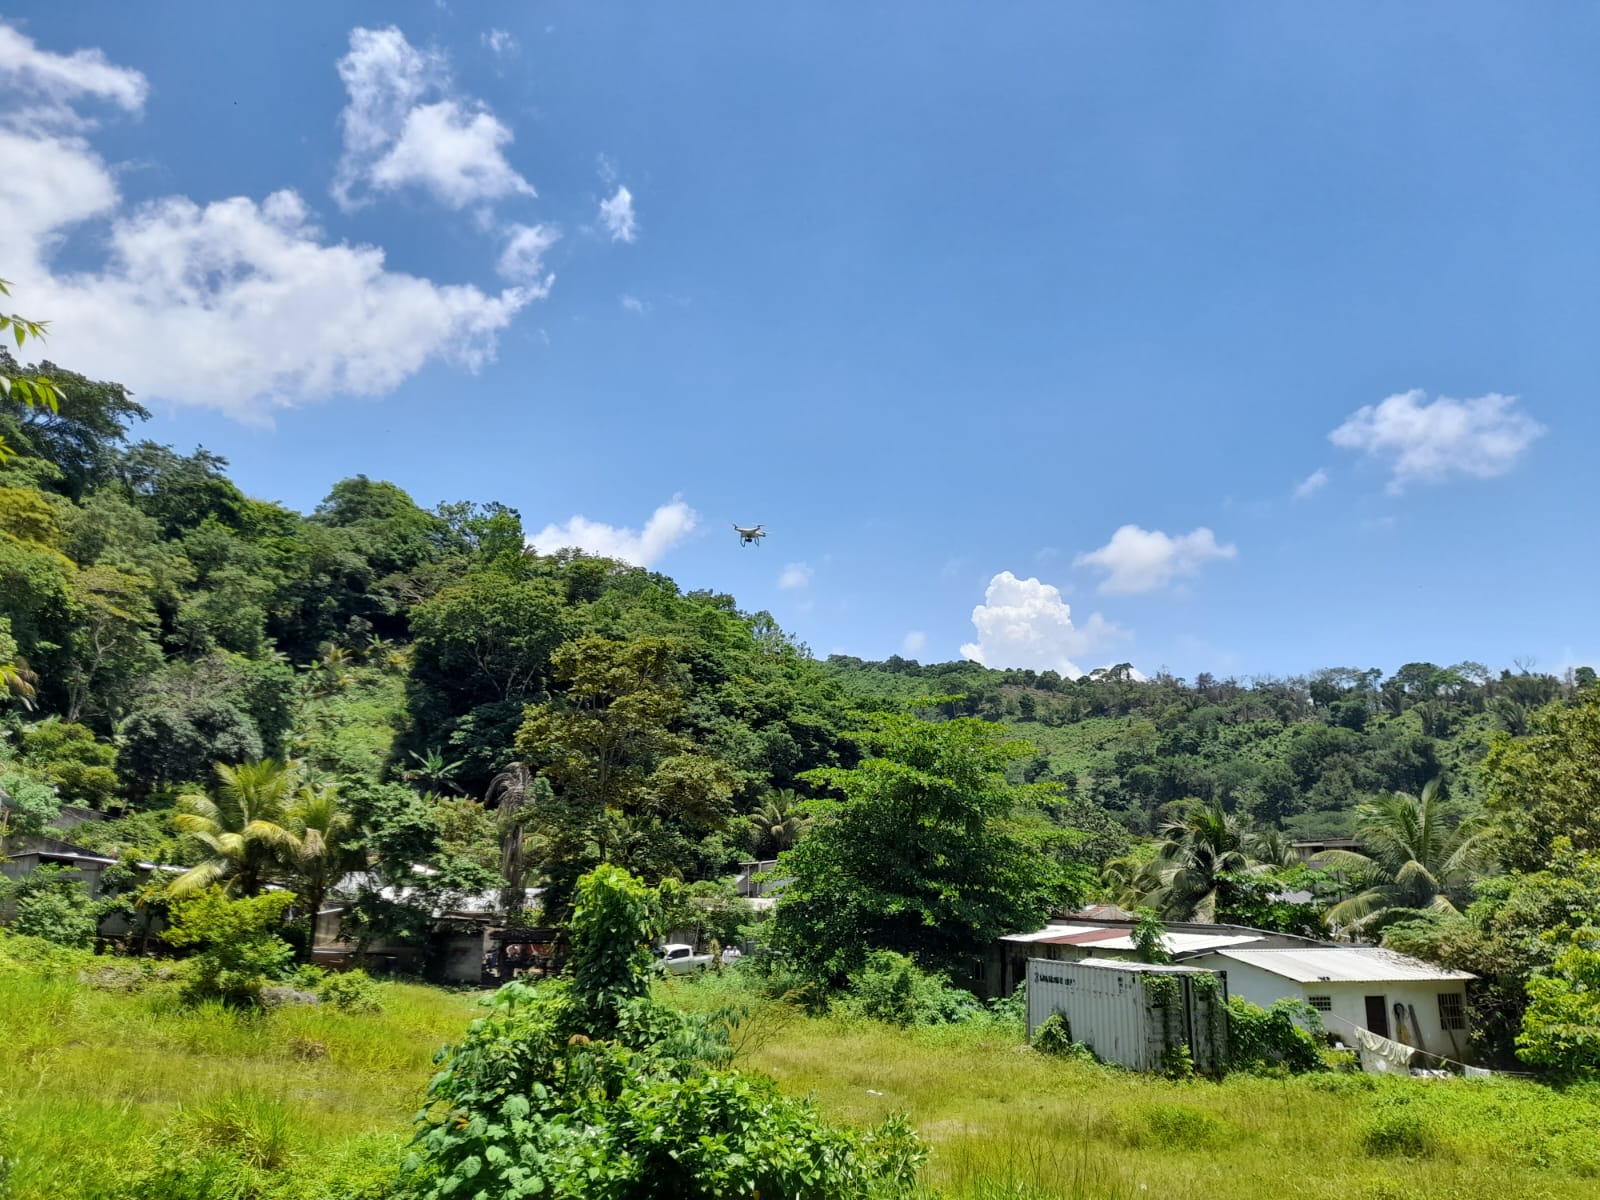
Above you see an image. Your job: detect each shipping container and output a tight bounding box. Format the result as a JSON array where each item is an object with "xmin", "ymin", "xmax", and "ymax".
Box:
[{"xmin": 1026, "ymin": 957, "xmax": 1230, "ymax": 1073}]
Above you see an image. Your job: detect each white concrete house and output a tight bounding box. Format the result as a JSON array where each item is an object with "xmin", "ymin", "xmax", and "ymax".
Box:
[{"xmin": 1183, "ymin": 946, "xmax": 1475, "ymax": 1061}]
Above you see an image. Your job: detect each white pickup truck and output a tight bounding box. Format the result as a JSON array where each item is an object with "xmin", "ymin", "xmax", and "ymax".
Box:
[{"xmin": 653, "ymin": 943, "xmax": 713, "ymax": 975}]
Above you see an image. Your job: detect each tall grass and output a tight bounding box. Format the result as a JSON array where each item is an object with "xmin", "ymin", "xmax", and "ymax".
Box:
[
  {"xmin": 0, "ymin": 939, "xmax": 475, "ymax": 1199},
  {"xmin": 659, "ymin": 969, "xmax": 1600, "ymax": 1200},
  {"xmin": 5, "ymin": 943, "xmax": 1598, "ymax": 1200}
]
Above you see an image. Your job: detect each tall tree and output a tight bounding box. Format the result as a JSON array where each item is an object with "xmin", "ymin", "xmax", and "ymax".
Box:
[
  {"xmin": 1483, "ymin": 691, "xmax": 1600, "ymax": 873},
  {"xmin": 767, "ymin": 715, "xmax": 1078, "ymax": 980},
  {"xmin": 1145, "ymin": 797, "xmax": 1253, "ymax": 921},
  {"xmin": 170, "ymin": 760, "xmax": 299, "ymax": 897},
  {"xmin": 1323, "ymin": 780, "xmax": 1485, "ymax": 932}
]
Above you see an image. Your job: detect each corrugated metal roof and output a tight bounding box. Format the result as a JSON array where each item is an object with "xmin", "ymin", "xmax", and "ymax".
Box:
[
  {"xmin": 1212, "ymin": 947, "xmax": 1474, "ymax": 983},
  {"xmin": 1075, "ymin": 957, "xmax": 1215, "ymax": 975},
  {"xmin": 1001, "ymin": 924, "xmax": 1267, "ymax": 954}
]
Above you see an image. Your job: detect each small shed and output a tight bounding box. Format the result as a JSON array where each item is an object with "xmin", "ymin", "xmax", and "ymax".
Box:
[
  {"xmin": 1184, "ymin": 946, "xmax": 1475, "ymax": 1059},
  {"xmin": 1026, "ymin": 957, "xmax": 1230, "ymax": 1073}
]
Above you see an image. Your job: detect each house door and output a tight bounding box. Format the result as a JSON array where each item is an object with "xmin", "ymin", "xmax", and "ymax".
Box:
[{"xmin": 1364, "ymin": 994, "xmax": 1389, "ymax": 1038}]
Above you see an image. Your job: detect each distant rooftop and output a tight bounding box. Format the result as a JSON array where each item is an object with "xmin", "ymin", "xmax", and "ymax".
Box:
[{"xmin": 1212, "ymin": 947, "xmax": 1474, "ymax": 984}]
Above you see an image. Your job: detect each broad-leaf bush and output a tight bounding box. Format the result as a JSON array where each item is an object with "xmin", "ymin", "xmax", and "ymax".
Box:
[
  {"xmin": 162, "ymin": 887, "xmax": 296, "ymax": 1006},
  {"xmin": 839, "ymin": 950, "xmax": 984, "ymax": 1027},
  {"xmin": 1225, "ymin": 996, "xmax": 1326, "ymax": 1074},
  {"xmin": 400, "ymin": 865, "xmax": 924, "ymax": 1200}
]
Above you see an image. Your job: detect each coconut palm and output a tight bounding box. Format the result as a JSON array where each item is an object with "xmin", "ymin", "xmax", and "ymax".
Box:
[
  {"xmin": 749, "ymin": 789, "xmax": 810, "ymax": 857},
  {"xmin": 1146, "ymin": 797, "xmax": 1253, "ymax": 921},
  {"xmin": 285, "ymin": 781, "xmax": 354, "ymax": 952},
  {"xmin": 1249, "ymin": 827, "xmax": 1300, "ymax": 868},
  {"xmin": 1322, "ymin": 780, "xmax": 1487, "ymax": 933},
  {"xmin": 170, "ymin": 759, "xmax": 299, "ymax": 897}
]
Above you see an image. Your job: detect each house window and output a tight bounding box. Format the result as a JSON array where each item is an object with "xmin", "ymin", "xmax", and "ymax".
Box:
[
  {"xmin": 1438, "ymin": 993, "xmax": 1467, "ymax": 1031},
  {"xmin": 1308, "ymin": 995, "xmax": 1333, "ymax": 1013}
]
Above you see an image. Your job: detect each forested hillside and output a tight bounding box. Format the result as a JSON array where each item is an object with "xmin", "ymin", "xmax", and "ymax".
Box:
[{"xmin": 824, "ymin": 654, "xmax": 1584, "ymax": 839}]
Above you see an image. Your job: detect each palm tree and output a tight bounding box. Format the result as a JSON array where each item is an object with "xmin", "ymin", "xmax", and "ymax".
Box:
[
  {"xmin": 404, "ymin": 748, "xmax": 465, "ymax": 794},
  {"xmin": 1147, "ymin": 798, "xmax": 1253, "ymax": 921},
  {"xmin": 285, "ymin": 781, "xmax": 354, "ymax": 954},
  {"xmin": 1323, "ymin": 780, "xmax": 1486, "ymax": 934},
  {"xmin": 1249, "ymin": 827, "xmax": 1300, "ymax": 868},
  {"xmin": 170, "ymin": 760, "xmax": 299, "ymax": 897},
  {"xmin": 486, "ymin": 762, "xmax": 547, "ymax": 923},
  {"xmin": 749, "ymin": 789, "xmax": 809, "ymax": 857}
]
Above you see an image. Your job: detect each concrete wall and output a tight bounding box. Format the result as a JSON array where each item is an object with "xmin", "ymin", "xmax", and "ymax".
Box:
[{"xmin": 1184, "ymin": 953, "xmax": 1472, "ymax": 1061}]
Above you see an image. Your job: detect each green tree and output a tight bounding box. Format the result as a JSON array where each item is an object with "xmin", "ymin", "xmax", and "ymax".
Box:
[
  {"xmin": 1323, "ymin": 781, "xmax": 1486, "ymax": 932},
  {"xmin": 170, "ymin": 760, "xmax": 300, "ymax": 897},
  {"xmin": 1483, "ymin": 691, "xmax": 1600, "ymax": 873},
  {"xmin": 767, "ymin": 715, "xmax": 1077, "ymax": 981},
  {"xmin": 748, "ymin": 788, "xmax": 809, "ymax": 856},
  {"xmin": 1517, "ymin": 944, "xmax": 1600, "ymax": 1073},
  {"xmin": 1146, "ymin": 798, "xmax": 1253, "ymax": 921},
  {"xmin": 285, "ymin": 782, "xmax": 354, "ymax": 956},
  {"xmin": 515, "ymin": 636, "xmax": 738, "ymax": 893}
]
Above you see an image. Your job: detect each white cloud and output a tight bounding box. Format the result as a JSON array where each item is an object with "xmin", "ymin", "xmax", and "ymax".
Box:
[
  {"xmin": 960, "ymin": 571, "xmax": 1127, "ymax": 680},
  {"xmin": 1329, "ymin": 389, "xmax": 1545, "ymax": 492},
  {"xmin": 1293, "ymin": 468, "xmax": 1329, "ymax": 500},
  {"xmin": 1074, "ymin": 525, "xmax": 1236, "ymax": 595},
  {"xmin": 902, "ymin": 631, "xmax": 927, "ymax": 656},
  {"xmin": 599, "ymin": 184, "xmax": 637, "ymax": 243},
  {"xmin": 497, "ymin": 222, "xmax": 557, "ymax": 295},
  {"xmin": 334, "ymin": 26, "xmax": 535, "ymax": 211},
  {"xmin": 620, "ymin": 293, "xmax": 646, "ymax": 314},
  {"xmin": 528, "ymin": 499, "xmax": 698, "ymax": 567},
  {"xmin": 0, "ymin": 23, "xmax": 535, "ymax": 422},
  {"xmin": 777, "ymin": 562, "xmax": 813, "ymax": 589},
  {"xmin": 481, "ymin": 29, "xmax": 518, "ymax": 58},
  {"xmin": 0, "ymin": 23, "xmax": 147, "ymax": 124}
]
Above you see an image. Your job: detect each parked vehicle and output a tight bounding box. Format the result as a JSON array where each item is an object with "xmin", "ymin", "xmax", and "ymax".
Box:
[{"xmin": 653, "ymin": 943, "xmax": 712, "ymax": 975}]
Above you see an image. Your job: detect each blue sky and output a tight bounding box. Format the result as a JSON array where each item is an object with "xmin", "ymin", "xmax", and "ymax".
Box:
[{"xmin": 4, "ymin": 3, "xmax": 1597, "ymax": 679}]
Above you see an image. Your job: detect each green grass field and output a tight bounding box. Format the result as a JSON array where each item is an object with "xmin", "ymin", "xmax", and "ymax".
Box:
[
  {"xmin": 663, "ymin": 972, "xmax": 1600, "ymax": 1200},
  {"xmin": 0, "ymin": 940, "xmax": 476, "ymax": 1199},
  {"xmin": 4, "ymin": 939, "xmax": 1597, "ymax": 1200}
]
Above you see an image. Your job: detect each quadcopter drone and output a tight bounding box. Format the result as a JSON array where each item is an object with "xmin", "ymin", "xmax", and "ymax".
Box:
[{"xmin": 732, "ymin": 523, "xmax": 767, "ymax": 547}]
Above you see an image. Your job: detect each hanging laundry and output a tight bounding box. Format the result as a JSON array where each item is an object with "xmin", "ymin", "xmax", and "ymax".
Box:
[{"xmin": 1355, "ymin": 1027, "xmax": 1417, "ymax": 1075}]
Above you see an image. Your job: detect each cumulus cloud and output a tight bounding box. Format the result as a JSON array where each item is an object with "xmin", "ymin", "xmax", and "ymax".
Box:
[
  {"xmin": 497, "ymin": 222, "xmax": 557, "ymax": 294},
  {"xmin": 777, "ymin": 562, "xmax": 813, "ymax": 589},
  {"xmin": 599, "ymin": 184, "xmax": 637, "ymax": 242},
  {"xmin": 960, "ymin": 571, "xmax": 1127, "ymax": 679},
  {"xmin": 1294, "ymin": 468, "xmax": 1329, "ymax": 500},
  {"xmin": 0, "ymin": 22, "xmax": 147, "ymax": 122},
  {"xmin": 1329, "ymin": 389, "xmax": 1545, "ymax": 492},
  {"xmin": 1074, "ymin": 525, "xmax": 1236, "ymax": 595},
  {"xmin": 0, "ymin": 23, "xmax": 536, "ymax": 423},
  {"xmin": 481, "ymin": 29, "xmax": 518, "ymax": 58},
  {"xmin": 527, "ymin": 499, "xmax": 698, "ymax": 567},
  {"xmin": 902, "ymin": 631, "xmax": 927, "ymax": 656},
  {"xmin": 334, "ymin": 26, "xmax": 535, "ymax": 211},
  {"xmin": 620, "ymin": 293, "xmax": 647, "ymax": 314}
]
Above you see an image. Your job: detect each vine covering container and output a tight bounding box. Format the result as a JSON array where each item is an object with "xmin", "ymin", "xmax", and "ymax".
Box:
[{"xmin": 1025, "ymin": 956, "xmax": 1230, "ymax": 1073}]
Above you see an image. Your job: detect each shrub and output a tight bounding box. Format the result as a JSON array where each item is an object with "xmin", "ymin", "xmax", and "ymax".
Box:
[
  {"xmin": 292, "ymin": 963, "xmax": 385, "ymax": 1014},
  {"xmin": 1517, "ymin": 944, "xmax": 1600, "ymax": 1073},
  {"xmin": 162, "ymin": 888, "xmax": 296, "ymax": 1006},
  {"xmin": 5, "ymin": 864, "xmax": 102, "ymax": 949},
  {"xmin": 1359, "ymin": 1103, "xmax": 1441, "ymax": 1158},
  {"xmin": 840, "ymin": 950, "xmax": 983, "ymax": 1027},
  {"xmin": 1226, "ymin": 996, "xmax": 1325, "ymax": 1074},
  {"xmin": 401, "ymin": 864, "xmax": 925, "ymax": 1200}
]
